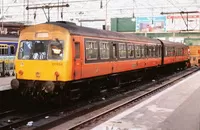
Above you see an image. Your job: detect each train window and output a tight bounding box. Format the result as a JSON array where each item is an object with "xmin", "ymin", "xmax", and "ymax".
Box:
[
  {"xmin": 155, "ymin": 45, "xmax": 160, "ymax": 57},
  {"xmin": 0, "ymin": 45, "xmax": 8, "ymax": 55},
  {"xmin": 174, "ymin": 48, "xmax": 176, "ymax": 56},
  {"xmin": 168, "ymin": 47, "xmax": 172, "ymax": 56},
  {"xmin": 168, "ymin": 47, "xmax": 171, "ymax": 56},
  {"xmin": 119, "ymin": 43, "xmax": 126, "ymax": 58},
  {"xmin": 155, "ymin": 46, "xmax": 159, "ymax": 57},
  {"xmin": 18, "ymin": 40, "xmax": 64, "ymax": 60},
  {"xmin": 140, "ymin": 46, "xmax": 145, "ymax": 58},
  {"xmin": 148, "ymin": 46, "xmax": 152, "ymax": 57},
  {"xmin": 75, "ymin": 42, "xmax": 80, "ymax": 59},
  {"xmin": 152, "ymin": 46, "xmax": 156, "ymax": 57},
  {"xmin": 144, "ymin": 45, "xmax": 148, "ymax": 57},
  {"xmin": 176, "ymin": 48, "xmax": 182, "ymax": 56},
  {"xmin": 181, "ymin": 48, "xmax": 184, "ymax": 56},
  {"xmin": 165, "ymin": 47, "xmax": 168, "ymax": 56},
  {"xmin": 127, "ymin": 44, "xmax": 134, "ymax": 58},
  {"xmin": 178, "ymin": 48, "xmax": 180, "ymax": 56},
  {"xmin": 100, "ymin": 42, "xmax": 109, "ymax": 59},
  {"xmin": 135, "ymin": 45, "xmax": 141, "ymax": 58},
  {"xmin": 177, "ymin": 48, "xmax": 180, "ymax": 56},
  {"xmin": 18, "ymin": 41, "xmax": 31, "ymax": 59},
  {"xmin": 85, "ymin": 41, "xmax": 98, "ymax": 60},
  {"xmin": 48, "ymin": 41, "xmax": 63, "ymax": 60},
  {"xmin": 172, "ymin": 47, "xmax": 175, "ymax": 56},
  {"xmin": 184, "ymin": 48, "xmax": 186, "ymax": 56},
  {"xmin": 10, "ymin": 46, "xmax": 15, "ymax": 55},
  {"xmin": 112, "ymin": 43, "xmax": 117, "ymax": 59}
]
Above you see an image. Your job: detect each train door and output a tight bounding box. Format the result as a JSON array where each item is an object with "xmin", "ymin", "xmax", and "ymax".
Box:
[
  {"xmin": 111, "ymin": 42, "xmax": 118, "ymax": 73},
  {"xmin": 73, "ymin": 41, "xmax": 82, "ymax": 80}
]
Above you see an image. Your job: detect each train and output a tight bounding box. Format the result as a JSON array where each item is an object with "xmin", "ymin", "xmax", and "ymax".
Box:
[
  {"xmin": 0, "ymin": 35, "xmax": 18, "ymax": 76},
  {"xmin": 189, "ymin": 45, "xmax": 200, "ymax": 66},
  {"xmin": 10, "ymin": 21, "xmax": 190, "ymax": 101}
]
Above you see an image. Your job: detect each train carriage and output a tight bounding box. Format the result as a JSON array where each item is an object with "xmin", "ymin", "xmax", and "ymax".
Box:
[
  {"xmin": 189, "ymin": 45, "xmax": 200, "ymax": 66},
  {"xmin": 11, "ymin": 21, "xmax": 190, "ymax": 100},
  {"xmin": 0, "ymin": 36, "xmax": 18, "ymax": 76}
]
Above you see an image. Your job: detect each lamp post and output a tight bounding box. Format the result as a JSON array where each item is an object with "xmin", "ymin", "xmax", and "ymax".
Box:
[
  {"xmin": 100, "ymin": 0, "xmax": 110, "ymax": 30},
  {"xmin": 105, "ymin": 0, "xmax": 107, "ymax": 30},
  {"xmin": 1, "ymin": 0, "xmax": 4, "ymax": 34}
]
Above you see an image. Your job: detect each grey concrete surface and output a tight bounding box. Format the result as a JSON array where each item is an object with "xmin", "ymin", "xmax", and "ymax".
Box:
[
  {"xmin": 92, "ymin": 71, "xmax": 200, "ymax": 130},
  {"xmin": 0, "ymin": 76, "xmax": 13, "ymax": 91}
]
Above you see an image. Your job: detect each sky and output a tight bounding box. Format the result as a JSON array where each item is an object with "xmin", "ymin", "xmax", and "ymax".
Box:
[{"xmin": 0, "ymin": 0, "xmax": 200, "ymax": 29}]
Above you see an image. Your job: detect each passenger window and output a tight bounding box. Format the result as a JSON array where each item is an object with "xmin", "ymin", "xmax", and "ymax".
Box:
[
  {"xmin": 172, "ymin": 47, "xmax": 175, "ymax": 56},
  {"xmin": 112, "ymin": 43, "xmax": 117, "ymax": 59},
  {"xmin": 127, "ymin": 44, "xmax": 134, "ymax": 58},
  {"xmin": 175, "ymin": 48, "xmax": 177, "ymax": 56},
  {"xmin": 135, "ymin": 45, "xmax": 141, "ymax": 58},
  {"xmin": 148, "ymin": 46, "xmax": 152, "ymax": 57},
  {"xmin": 165, "ymin": 47, "xmax": 168, "ymax": 56},
  {"xmin": 10, "ymin": 46, "xmax": 15, "ymax": 55},
  {"xmin": 158, "ymin": 45, "xmax": 161, "ymax": 57},
  {"xmin": 152, "ymin": 46, "xmax": 156, "ymax": 57},
  {"xmin": 75, "ymin": 42, "xmax": 80, "ymax": 59},
  {"xmin": 155, "ymin": 45, "xmax": 159, "ymax": 57},
  {"xmin": 181, "ymin": 48, "xmax": 184, "ymax": 56},
  {"xmin": 177, "ymin": 48, "xmax": 179, "ymax": 56},
  {"xmin": 100, "ymin": 42, "xmax": 109, "ymax": 59},
  {"xmin": 85, "ymin": 41, "xmax": 98, "ymax": 60},
  {"xmin": 119, "ymin": 43, "xmax": 126, "ymax": 58},
  {"xmin": 144, "ymin": 45, "xmax": 148, "ymax": 57},
  {"xmin": 140, "ymin": 46, "xmax": 145, "ymax": 58},
  {"xmin": 0, "ymin": 45, "xmax": 8, "ymax": 55}
]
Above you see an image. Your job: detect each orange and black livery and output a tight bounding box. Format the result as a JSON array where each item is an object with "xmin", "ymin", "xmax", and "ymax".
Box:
[{"xmin": 10, "ymin": 21, "xmax": 190, "ymax": 100}]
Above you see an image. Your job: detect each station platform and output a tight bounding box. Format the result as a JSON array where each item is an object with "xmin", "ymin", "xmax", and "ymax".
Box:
[
  {"xmin": 0, "ymin": 77, "xmax": 13, "ymax": 91},
  {"xmin": 92, "ymin": 70, "xmax": 200, "ymax": 130}
]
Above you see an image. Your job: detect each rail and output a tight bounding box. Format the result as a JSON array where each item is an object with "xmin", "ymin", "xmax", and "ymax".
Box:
[
  {"xmin": 0, "ymin": 67, "xmax": 198, "ymax": 130},
  {"xmin": 68, "ymin": 67, "xmax": 199, "ymax": 130}
]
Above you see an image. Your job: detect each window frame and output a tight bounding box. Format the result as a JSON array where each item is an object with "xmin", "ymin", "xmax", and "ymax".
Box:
[
  {"xmin": 99, "ymin": 41, "xmax": 110, "ymax": 60},
  {"xmin": 118, "ymin": 43, "xmax": 127, "ymax": 59},
  {"xmin": 85, "ymin": 40, "xmax": 98, "ymax": 60},
  {"xmin": 127, "ymin": 43, "xmax": 135, "ymax": 58}
]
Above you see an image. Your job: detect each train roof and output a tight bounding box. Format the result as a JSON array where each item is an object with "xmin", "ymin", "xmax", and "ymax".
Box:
[
  {"xmin": 161, "ymin": 40, "xmax": 187, "ymax": 47},
  {"xmin": 0, "ymin": 35, "xmax": 18, "ymax": 42},
  {"xmin": 46, "ymin": 21, "xmax": 160, "ymax": 43}
]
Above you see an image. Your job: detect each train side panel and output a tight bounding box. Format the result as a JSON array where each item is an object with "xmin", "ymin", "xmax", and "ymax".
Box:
[
  {"xmin": 189, "ymin": 45, "xmax": 200, "ymax": 66},
  {"xmin": 71, "ymin": 36, "xmax": 162, "ymax": 80},
  {"xmin": 162, "ymin": 40, "xmax": 189, "ymax": 66}
]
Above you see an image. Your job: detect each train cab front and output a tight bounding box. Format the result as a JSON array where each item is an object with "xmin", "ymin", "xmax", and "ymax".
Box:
[{"xmin": 10, "ymin": 23, "xmax": 72, "ymax": 94}]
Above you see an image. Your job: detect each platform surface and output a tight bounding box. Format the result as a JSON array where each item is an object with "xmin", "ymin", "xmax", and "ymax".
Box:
[
  {"xmin": 92, "ymin": 70, "xmax": 200, "ymax": 130},
  {"xmin": 0, "ymin": 77, "xmax": 13, "ymax": 91}
]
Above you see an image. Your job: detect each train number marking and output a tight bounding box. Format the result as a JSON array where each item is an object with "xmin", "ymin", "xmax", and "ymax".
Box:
[{"xmin": 52, "ymin": 63, "xmax": 63, "ymax": 66}]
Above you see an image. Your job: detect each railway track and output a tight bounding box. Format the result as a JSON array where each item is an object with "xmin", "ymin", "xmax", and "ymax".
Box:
[
  {"xmin": 0, "ymin": 109, "xmax": 16, "ymax": 119},
  {"xmin": 0, "ymin": 67, "xmax": 198, "ymax": 130},
  {"xmin": 67, "ymin": 67, "xmax": 199, "ymax": 130}
]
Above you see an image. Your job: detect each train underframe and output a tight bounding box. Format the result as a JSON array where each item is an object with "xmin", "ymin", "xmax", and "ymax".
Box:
[{"xmin": 11, "ymin": 61, "xmax": 189, "ymax": 104}]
